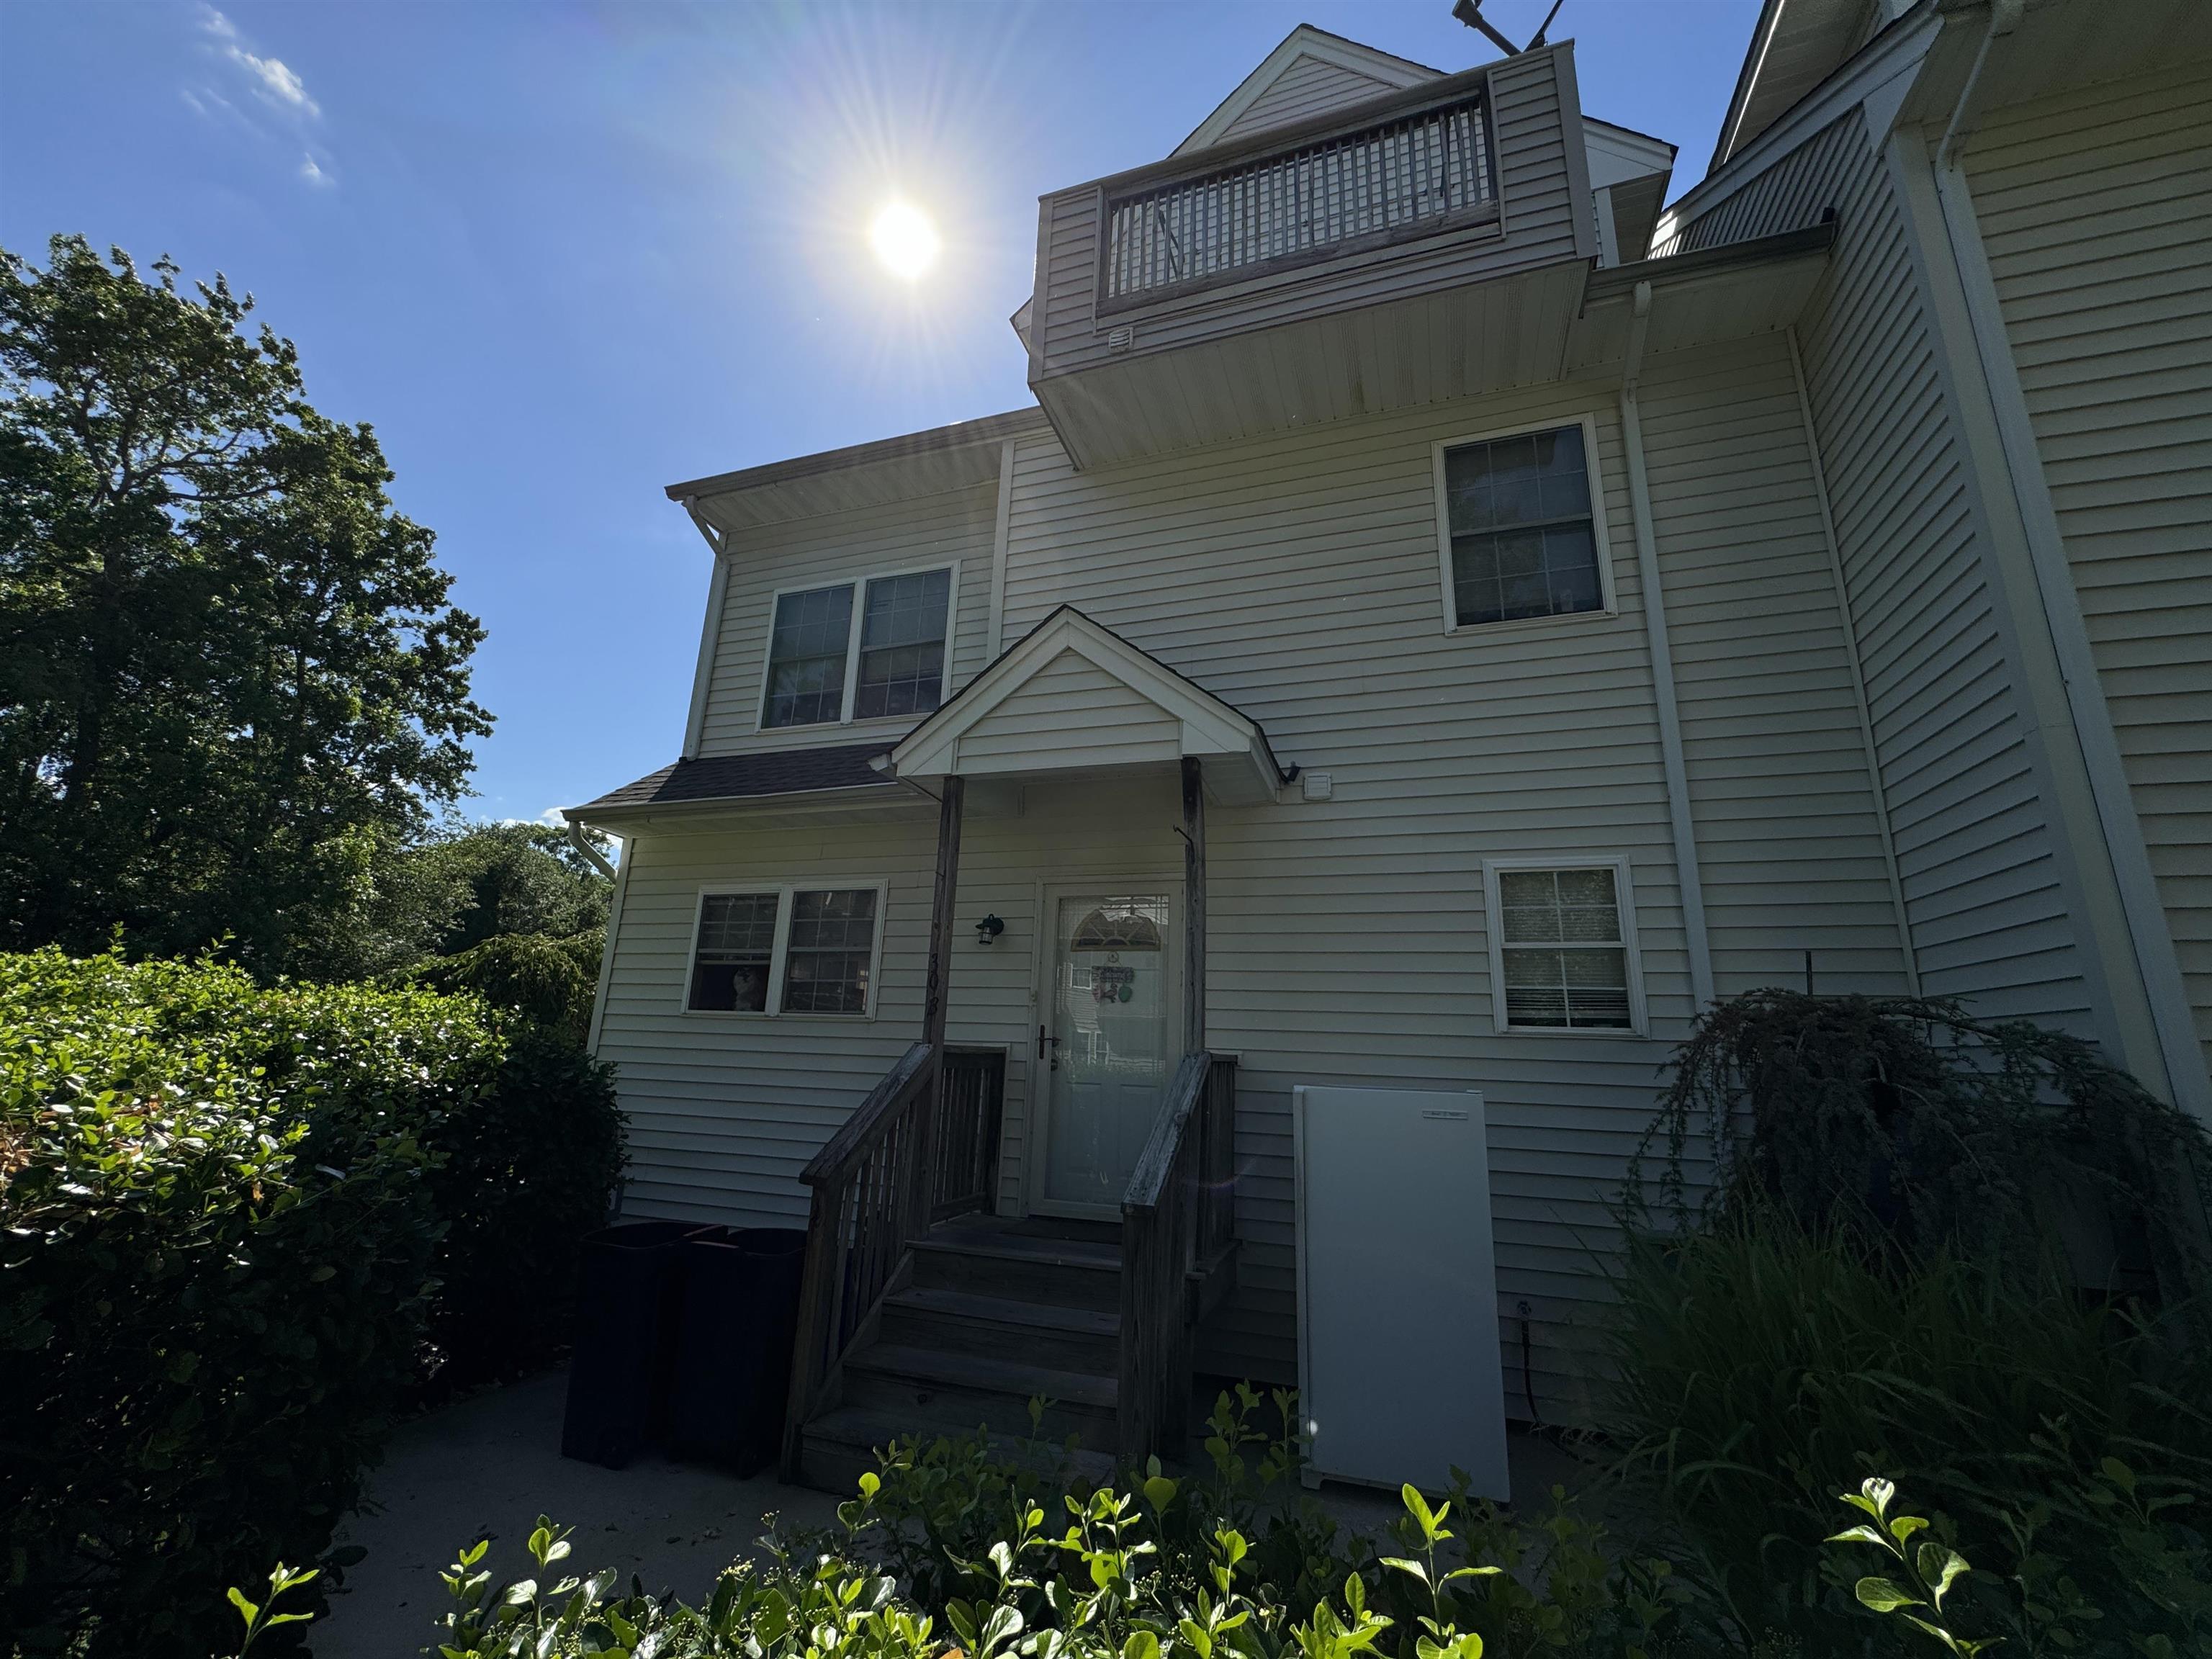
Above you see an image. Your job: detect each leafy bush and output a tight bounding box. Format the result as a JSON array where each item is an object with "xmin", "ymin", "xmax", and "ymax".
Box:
[
  {"xmin": 0, "ymin": 949, "xmax": 624, "ymax": 1657},
  {"xmin": 403, "ymin": 928, "xmax": 603, "ymax": 1048},
  {"xmin": 423, "ymin": 1022, "xmax": 624, "ymax": 1390},
  {"xmin": 1601, "ymin": 1218, "xmax": 2212, "ymax": 1655},
  {"xmin": 1632, "ymin": 991, "xmax": 2212, "ymax": 1305}
]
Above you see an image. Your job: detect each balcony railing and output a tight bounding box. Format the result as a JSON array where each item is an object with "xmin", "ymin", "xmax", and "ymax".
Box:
[{"xmin": 1102, "ymin": 91, "xmax": 1494, "ymax": 307}]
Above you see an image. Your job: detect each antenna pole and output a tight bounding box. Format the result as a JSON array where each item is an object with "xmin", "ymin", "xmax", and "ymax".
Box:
[
  {"xmin": 1450, "ymin": 0, "xmax": 1525, "ymax": 57},
  {"xmin": 1527, "ymin": 0, "xmax": 1568, "ymax": 49}
]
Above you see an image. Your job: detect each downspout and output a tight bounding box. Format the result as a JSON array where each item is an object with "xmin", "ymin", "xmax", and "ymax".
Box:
[
  {"xmin": 579, "ymin": 822, "xmax": 630, "ymax": 1056},
  {"xmin": 680, "ymin": 500, "xmax": 731, "ymax": 760},
  {"xmin": 1617, "ymin": 281, "xmax": 1716, "ymax": 1013},
  {"xmin": 568, "ymin": 820, "xmax": 617, "ymax": 881},
  {"xmin": 1926, "ymin": 0, "xmax": 2205, "ymax": 1115}
]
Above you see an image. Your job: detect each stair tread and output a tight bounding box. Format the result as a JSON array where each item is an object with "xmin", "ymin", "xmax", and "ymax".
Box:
[
  {"xmin": 886, "ymin": 1285, "xmax": 1121, "ymax": 1335},
  {"xmin": 913, "ymin": 1231, "xmax": 1122, "ymax": 1271},
  {"xmin": 804, "ymin": 1405, "xmax": 1120, "ymax": 1483},
  {"xmin": 848, "ymin": 1341, "xmax": 1119, "ymax": 1409}
]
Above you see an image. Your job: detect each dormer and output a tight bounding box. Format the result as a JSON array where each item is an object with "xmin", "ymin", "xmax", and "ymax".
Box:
[{"xmin": 1015, "ymin": 27, "xmax": 1671, "ymax": 470}]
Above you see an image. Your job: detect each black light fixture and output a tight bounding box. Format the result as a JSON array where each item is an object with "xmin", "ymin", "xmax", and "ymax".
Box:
[{"xmin": 974, "ymin": 914, "xmax": 1005, "ymax": 946}]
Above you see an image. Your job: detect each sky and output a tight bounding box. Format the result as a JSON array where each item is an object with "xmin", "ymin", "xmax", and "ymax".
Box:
[{"xmin": 0, "ymin": 0, "xmax": 1760, "ymax": 826}]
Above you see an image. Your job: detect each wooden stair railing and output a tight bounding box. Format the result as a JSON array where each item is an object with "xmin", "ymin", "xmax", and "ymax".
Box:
[
  {"xmin": 1118, "ymin": 1051, "xmax": 1237, "ymax": 1465},
  {"xmin": 781, "ymin": 1042, "xmax": 1008, "ymax": 1478}
]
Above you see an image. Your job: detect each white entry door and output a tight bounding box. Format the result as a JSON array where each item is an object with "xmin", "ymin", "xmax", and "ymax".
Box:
[{"xmin": 1037, "ymin": 890, "xmax": 1178, "ymax": 1215}]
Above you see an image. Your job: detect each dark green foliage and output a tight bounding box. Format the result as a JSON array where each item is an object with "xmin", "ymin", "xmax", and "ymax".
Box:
[
  {"xmin": 1632, "ymin": 990, "xmax": 2212, "ymax": 1306},
  {"xmin": 424, "ymin": 1024, "xmax": 625, "ymax": 1391},
  {"xmin": 413, "ymin": 822, "xmax": 613, "ymax": 957},
  {"xmin": 0, "ymin": 950, "xmax": 626, "ymax": 1658},
  {"xmin": 0, "ymin": 235, "xmax": 488, "ymax": 976},
  {"xmin": 405, "ymin": 928, "xmax": 605, "ymax": 1048},
  {"xmin": 1601, "ymin": 1219, "xmax": 2212, "ymax": 1655}
]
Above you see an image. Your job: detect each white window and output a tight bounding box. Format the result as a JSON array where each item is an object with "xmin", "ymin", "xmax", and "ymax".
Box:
[
  {"xmin": 1482, "ymin": 858, "xmax": 1646, "ymax": 1035},
  {"xmin": 760, "ymin": 566, "xmax": 955, "ymax": 729},
  {"xmin": 683, "ymin": 883, "xmax": 887, "ymax": 1017},
  {"xmin": 1433, "ymin": 416, "xmax": 1612, "ymax": 633}
]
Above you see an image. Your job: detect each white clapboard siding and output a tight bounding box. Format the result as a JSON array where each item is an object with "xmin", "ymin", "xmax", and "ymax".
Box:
[
  {"xmin": 1965, "ymin": 63, "xmax": 2212, "ymax": 1079},
  {"xmin": 955, "ymin": 652, "xmax": 1184, "ymax": 771},
  {"xmin": 1663, "ymin": 110, "xmax": 2091, "ymax": 1030},
  {"xmin": 696, "ymin": 483, "xmax": 997, "ymax": 755},
  {"xmin": 1215, "ymin": 55, "xmax": 1408, "ymax": 147}
]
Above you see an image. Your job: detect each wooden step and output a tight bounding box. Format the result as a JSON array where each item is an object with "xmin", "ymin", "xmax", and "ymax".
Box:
[
  {"xmin": 840, "ymin": 1341, "xmax": 1119, "ymax": 1450},
  {"xmin": 909, "ymin": 1231, "xmax": 1122, "ymax": 1310},
  {"xmin": 879, "ymin": 1285, "xmax": 1122, "ymax": 1372},
  {"xmin": 799, "ymin": 1404, "xmax": 1120, "ymax": 1498}
]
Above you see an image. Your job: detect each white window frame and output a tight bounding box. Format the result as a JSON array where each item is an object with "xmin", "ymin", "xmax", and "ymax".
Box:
[
  {"xmin": 755, "ymin": 560, "xmax": 961, "ymax": 732},
  {"xmin": 1480, "ymin": 855, "xmax": 1648, "ymax": 1038},
  {"xmin": 1431, "ymin": 413, "xmax": 1617, "ymax": 637},
  {"xmin": 680, "ymin": 878, "xmax": 891, "ymax": 1020}
]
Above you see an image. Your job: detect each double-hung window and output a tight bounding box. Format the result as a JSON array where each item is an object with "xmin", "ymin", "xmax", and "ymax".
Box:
[
  {"xmin": 1483, "ymin": 858, "xmax": 1645, "ymax": 1034},
  {"xmin": 685, "ymin": 884, "xmax": 885, "ymax": 1017},
  {"xmin": 1436, "ymin": 418, "xmax": 1610, "ymax": 631},
  {"xmin": 761, "ymin": 567, "xmax": 954, "ymax": 729}
]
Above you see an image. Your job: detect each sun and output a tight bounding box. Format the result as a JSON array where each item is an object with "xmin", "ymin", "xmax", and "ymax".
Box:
[{"xmin": 869, "ymin": 202, "xmax": 942, "ymax": 281}]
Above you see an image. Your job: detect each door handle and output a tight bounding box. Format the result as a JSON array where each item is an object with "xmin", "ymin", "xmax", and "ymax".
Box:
[{"xmin": 1038, "ymin": 1025, "xmax": 1061, "ymax": 1070}]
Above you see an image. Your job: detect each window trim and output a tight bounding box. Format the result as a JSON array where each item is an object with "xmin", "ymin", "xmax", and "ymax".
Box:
[
  {"xmin": 680, "ymin": 878, "xmax": 891, "ymax": 1020},
  {"xmin": 1431, "ymin": 414, "xmax": 1617, "ymax": 638},
  {"xmin": 755, "ymin": 561, "xmax": 961, "ymax": 732},
  {"xmin": 1480, "ymin": 855, "xmax": 1647, "ymax": 1038}
]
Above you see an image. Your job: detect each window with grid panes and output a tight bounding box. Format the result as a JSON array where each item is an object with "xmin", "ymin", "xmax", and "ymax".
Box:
[
  {"xmin": 762, "ymin": 585, "xmax": 855, "ymax": 728},
  {"xmin": 1496, "ymin": 867, "xmax": 1633, "ymax": 1030},
  {"xmin": 779, "ymin": 889, "xmax": 878, "ymax": 1014},
  {"xmin": 687, "ymin": 892, "xmax": 781, "ymax": 1012},
  {"xmin": 854, "ymin": 569, "xmax": 952, "ymax": 719},
  {"xmin": 1443, "ymin": 425, "xmax": 1604, "ymax": 627}
]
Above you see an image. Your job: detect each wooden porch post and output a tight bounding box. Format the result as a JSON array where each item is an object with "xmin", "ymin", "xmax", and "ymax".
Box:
[
  {"xmin": 1181, "ymin": 757, "xmax": 1205, "ymax": 1054},
  {"xmin": 912, "ymin": 774, "xmax": 965, "ymax": 1234}
]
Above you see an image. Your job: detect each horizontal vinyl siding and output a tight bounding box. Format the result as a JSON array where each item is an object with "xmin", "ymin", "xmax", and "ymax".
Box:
[
  {"xmin": 1668, "ymin": 109, "xmax": 2090, "ymax": 1028},
  {"xmin": 1967, "ymin": 64, "xmax": 2212, "ymax": 1077},
  {"xmin": 1215, "ymin": 58, "xmax": 1407, "ymax": 147},
  {"xmin": 696, "ymin": 485, "xmax": 996, "ymax": 755},
  {"xmin": 1638, "ymin": 336, "xmax": 1910, "ymax": 995},
  {"xmin": 1036, "ymin": 47, "xmax": 1583, "ymax": 380},
  {"xmin": 955, "ymin": 652, "xmax": 1184, "ymax": 770}
]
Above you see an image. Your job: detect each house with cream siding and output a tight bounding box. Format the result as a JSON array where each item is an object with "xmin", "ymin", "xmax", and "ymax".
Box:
[{"xmin": 567, "ymin": 1, "xmax": 2212, "ymax": 1488}]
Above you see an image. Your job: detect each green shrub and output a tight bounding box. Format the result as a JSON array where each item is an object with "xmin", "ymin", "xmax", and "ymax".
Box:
[
  {"xmin": 403, "ymin": 929, "xmax": 603, "ymax": 1048},
  {"xmin": 0, "ymin": 948, "xmax": 624, "ymax": 1657},
  {"xmin": 423, "ymin": 1024, "xmax": 624, "ymax": 1391},
  {"xmin": 1632, "ymin": 991, "xmax": 2212, "ymax": 1305},
  {"xmin": 1600, "ymin": 1217, "xmax": 2212, "ymax": 1655}
]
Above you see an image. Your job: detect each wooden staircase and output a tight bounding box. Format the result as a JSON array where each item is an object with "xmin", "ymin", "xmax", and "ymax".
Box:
[{"xmin": 799, "ymin": 1216, "xmax": 1125, "ymax": 1491}]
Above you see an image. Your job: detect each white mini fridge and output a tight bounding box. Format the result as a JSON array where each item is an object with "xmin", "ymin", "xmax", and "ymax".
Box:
[{"xmin": 1292, "ymin": 1084, "xmax": 1510, "ymax": 1501}]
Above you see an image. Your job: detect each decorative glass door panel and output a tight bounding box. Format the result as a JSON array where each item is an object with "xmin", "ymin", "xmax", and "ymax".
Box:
[{"xmin": 1041, "ymin": 893, "xmax": 1174, "ymax": 1211}]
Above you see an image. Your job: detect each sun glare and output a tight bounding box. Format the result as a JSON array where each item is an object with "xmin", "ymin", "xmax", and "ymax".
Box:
[{"xmin": 869, "ymin": 202, "xmax": 942, "ymax": 281}]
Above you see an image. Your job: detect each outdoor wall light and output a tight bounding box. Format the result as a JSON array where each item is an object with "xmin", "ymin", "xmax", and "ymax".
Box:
[{"xmin": 974, "ymin": 914, "xmax": 1005, "ymax": 946}]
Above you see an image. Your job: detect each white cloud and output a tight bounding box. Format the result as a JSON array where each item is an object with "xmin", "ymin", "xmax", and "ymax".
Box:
[
  {"xmin": 299, "ymin": 153, "xmax": 331, "ymax": 186},
  {"xmin": 236, "ymin": 50, "xmax": 318, "ymax": 116},
  {"xmin": 198, "ymin": 5, "xmax": 236, "ymax": 40}
]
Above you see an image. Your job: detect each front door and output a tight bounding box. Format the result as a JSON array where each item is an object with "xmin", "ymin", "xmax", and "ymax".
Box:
[{"xmin": 1037, "ymin": 889, "xmax": 1177, "ymax": 1215}]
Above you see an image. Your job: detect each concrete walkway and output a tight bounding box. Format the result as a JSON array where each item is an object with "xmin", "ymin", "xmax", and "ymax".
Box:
[
  {"xmin": 312, "ymin": 1369, "xmax": 839, "ymax": 1658},
  {"xmin": 311, "ymin": 1369, "xmax": 1592, "ymax": 1657}
]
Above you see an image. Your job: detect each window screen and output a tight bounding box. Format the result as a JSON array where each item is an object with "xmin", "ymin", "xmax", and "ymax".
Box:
[
  {"xmin": 1496, "ymin": 867, "xmax": 1632, "ymax": 1029},
  {"xmin": 763, "ymin": 584, "xmax": 855, "ymax": 728},
  {"xmin": 688, "ymin": 892, "xmax": 781, "ymax": 1012},
  {"xmin": 780, "ymin": 889, "xmax": 878, "ymax": 1015},
  {"xmin": 853, "ymin": 569, "xmax": 952, "ymax": 719},
  {"xmin": 1444, "ymin": 425, "xmax": 1604, "ymax": 627}
]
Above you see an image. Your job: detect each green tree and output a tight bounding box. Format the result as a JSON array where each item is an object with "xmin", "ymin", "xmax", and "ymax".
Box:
[
  {"xmin": 414, "ymin": 821, "xmax": 613, "ymax": 955},
  {"xmin": 0, "ymin": 235, "xmax": 489, "ymax": 972}
]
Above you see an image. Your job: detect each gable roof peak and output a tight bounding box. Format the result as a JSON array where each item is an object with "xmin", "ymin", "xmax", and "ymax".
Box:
[{"xmin": 1173, "ymin": 24, "xmax": 1444, "ymax": 156}]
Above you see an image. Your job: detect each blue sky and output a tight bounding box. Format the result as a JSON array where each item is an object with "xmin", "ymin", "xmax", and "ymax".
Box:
[{"xmin": 1, "ymin": 0, "xmax": 1758, "ymax": 824}]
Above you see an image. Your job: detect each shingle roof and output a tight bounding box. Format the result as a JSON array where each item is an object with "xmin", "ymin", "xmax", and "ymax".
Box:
[{"xmin": 569, "ymin": 743, "xmax": 899, "ymax": 814}]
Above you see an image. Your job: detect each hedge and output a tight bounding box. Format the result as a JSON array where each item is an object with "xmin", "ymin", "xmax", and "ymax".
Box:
[{"xmin": 0, "ymin": 950, "xmax": 624, "ymax": 1658}]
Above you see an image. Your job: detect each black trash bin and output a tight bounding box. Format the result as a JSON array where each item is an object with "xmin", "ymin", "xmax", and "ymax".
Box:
[
  {"xmin": 668, "ymin": 1226, "xmax": 808, "ymax": 1474},
  {"xmin": 560, "ymin": 1220, "xmax": 708, "ymax": 1468}
]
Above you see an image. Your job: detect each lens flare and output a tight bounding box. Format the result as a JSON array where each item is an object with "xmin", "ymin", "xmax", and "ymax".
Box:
[{"xmin": 869, "ymin": 201, "xmax": 941, "ymax": 280}]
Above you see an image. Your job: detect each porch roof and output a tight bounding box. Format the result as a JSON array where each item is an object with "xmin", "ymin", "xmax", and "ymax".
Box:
[
  {"xmin": 565, "ymin": 742, "xmax": 900, "ymax": 821},
  {"xmin": 884, "ymin": 606, "xmax": 1287, "ymax": 805}
]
